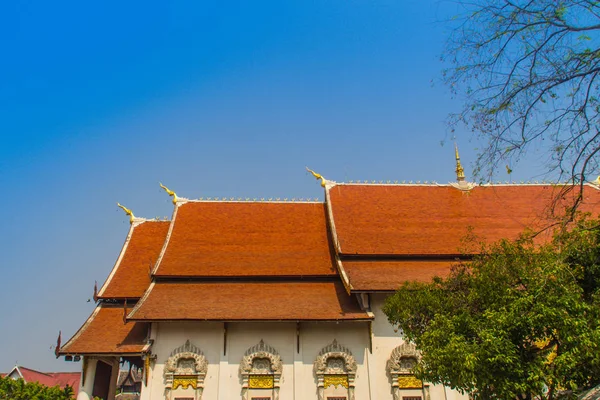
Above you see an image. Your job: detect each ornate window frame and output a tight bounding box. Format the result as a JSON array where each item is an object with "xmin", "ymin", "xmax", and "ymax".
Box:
[
  {"xmin": 387, "ymin": 343, "xmax": 429, "ymax": 400},
  {"xmin": 314, "ymin": 340, "xmax": 357, "ymax": 400},
  {"xmin": 239, "ymin": 339, "xmax": 283, "ymax": 400},
  {"xmin": 163, "ymin": 340, "xmax": 208, "ymax": 400}
]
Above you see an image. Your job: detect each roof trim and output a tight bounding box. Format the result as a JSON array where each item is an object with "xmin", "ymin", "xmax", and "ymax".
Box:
[
  {"xmin": 127, "ymin": 281, "xmax": 155, "ymax": 319},
  {"xmin": 150, "ymin": 202, "xmax": 181, "ymax": 276},
  {"xmin": 324, "ymin": 184, "xmax": 352, "ymax": 293},
  {"xmin": 127, "ymin": 317, "xmax": 373, "ymax": 322}
]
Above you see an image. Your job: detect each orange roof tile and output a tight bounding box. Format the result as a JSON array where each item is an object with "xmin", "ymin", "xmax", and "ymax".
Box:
[
  {"xmin": 153, "ymin": 202, "xmax": 337, "ymax": 277},
  {"xmin": 98, "ymin": 220, "xmax": 170, "ymax": 299},
  {"xmin": 327, "ymin": 184, "xmax": 600, "ymax": 256},
  {"xmin": 343, "ymin": 260, "xmax": 454, "ymax": 291},
  {"xmin": 128, "ymin": 281, "xmax": 371, "ymax": 321},
  {"xmin": 60, "ymin": 305, "xmax": 148, "ymax": 355}
]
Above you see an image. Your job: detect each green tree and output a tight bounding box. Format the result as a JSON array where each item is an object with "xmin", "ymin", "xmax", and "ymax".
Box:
[
  {"xmin": 383, "ymin": 217, "xmax": 600, "ymax": 399},
  {"xmin": 444, "ymin": 0, "xmax": 600, "ymax": 198},
  {"xmin": 0, "ymin": 375, "xmax": 76, "ymax": 400}
]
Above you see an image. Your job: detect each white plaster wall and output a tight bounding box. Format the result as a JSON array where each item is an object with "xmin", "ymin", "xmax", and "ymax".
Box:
[
  {"xmin": 138, "ymin": 311, "xmax": 468, "ymax": 400},
  {"xmin": 141, "ymin": 322, "xmax": 223, "ymax": 400}
]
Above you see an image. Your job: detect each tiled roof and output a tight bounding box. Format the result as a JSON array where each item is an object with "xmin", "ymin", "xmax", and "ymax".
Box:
[
  {"xmin": 327, "ymin": 184, "xmax": 600, "ymax": 256},
  {"xmin": 128, "ymin": 281, "xmax": 371, "ymax": 321},
  {"xmin": 153, "ymin": 202, "xmax": 337, "ymax": 277},
  {"xmin": 9, "ymin": 367, "xmax": 80, "ymax": 395},
  {"xmin": 60, "ymin": 305, "xmax": 148, "ymax": 355},
  {"xmin": 343, "ymin": 260, "xmax": 455, "ymax": 291},
  {"xmin": 98, "ymin": 220, "xmax": 170, "ymax": 299}
]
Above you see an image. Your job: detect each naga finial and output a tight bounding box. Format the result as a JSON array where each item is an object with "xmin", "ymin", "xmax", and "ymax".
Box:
[
  {"xmin": 306, "ymin": 167, "xmax": 327, "ymax": 188},
  {"xmin": 454, "ymin": 143, "xmax": 465, "ymax": 182},
  {"xmin": 117, "ymin": 203, "xmax": 135, "ymax": 224},
  {"xmin": 159, "ymin": 182, "xmax": 178, "ymax": 204}
]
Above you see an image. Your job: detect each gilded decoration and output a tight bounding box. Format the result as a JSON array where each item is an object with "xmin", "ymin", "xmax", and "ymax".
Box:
[
  {"xmin": 173, "ymin": 376, "xmax": 197, "ymax": 390},
  {"xmin": 249, "ymin": 375, "xmax": 274, "ymax": 389},
  {"xmin": 163, "ymin": 340, "xmax": 207, "ymax": 400},
  {"xmin": 388, "ymin": 343, "xmax": 427, "ymax": 400},
  {"xmin": 324, "ymin": 374, "xmax": 349, "ymax": 389},
  {"xmin": 398, "ymin": 375, "xmax": 423, "ymax": 389},
  {"xmin": 240, "ymin": 340, "xmax": 282, "ymax": 400},
  {"xmin": 314, "ymin": 340, "xmax": 356, "ymax": 400}
]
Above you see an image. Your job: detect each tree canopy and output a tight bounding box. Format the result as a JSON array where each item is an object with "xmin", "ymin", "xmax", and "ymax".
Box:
[
  {"xmin": 383, "ymin": 217, "xmax": 600, "ymax": 399},
  {"xmin": 0, "ymin": 375, "xmax": 75, "ymax": 400},
  {"xmin": 444, "ymin": 0, "xmax": 600, "ymax": 194}
]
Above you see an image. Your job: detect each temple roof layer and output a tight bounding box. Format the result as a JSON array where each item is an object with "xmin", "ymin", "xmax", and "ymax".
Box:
[
  {"xmin": 128, "ymin": 281, "xmax": 371, "ymax": 321},
  {"xmin": 98, "ymin": 220, "xmax": 170, "ymax": 299},
  {"xmin": 153, "ymin": 202, "xmax": 337, "ymax": 277},
  {"xmin": 327, "ymin": 184, "xmax": 600, "ymax": 256},
  {"xmin": 343, "ymin": 260, "xmax": 455, "ymax": 291},
  {"xmin": 59, "ymin": 305, "xmax": 148, "ymax": 355}
]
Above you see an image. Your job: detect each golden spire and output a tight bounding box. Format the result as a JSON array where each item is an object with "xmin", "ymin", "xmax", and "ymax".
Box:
[
  {"xmin": 159, "ymin": 182, "xmax": 178, "ymax": 204},
  {"xmin": 454, "ymin": 143, "xmax": 465, "ymax": 182},
  {"xmin": 117, "ymin": 203, "xmax": 135, "ymax": 224},
  {"xmin": 306, "ymin": 167, "xmax": 327, "ymax": 187}
]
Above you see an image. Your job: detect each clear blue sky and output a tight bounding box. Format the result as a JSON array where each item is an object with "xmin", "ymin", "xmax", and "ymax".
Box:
[{"xmin": 0, "ymin": 0, "xmax": 541, "ymax": 373}]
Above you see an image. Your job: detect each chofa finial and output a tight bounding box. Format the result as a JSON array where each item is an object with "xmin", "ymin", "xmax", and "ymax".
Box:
[
  {"xmin": 455, "ymin": 143, "xmax": 465, "ymax": 182},
  {"xmin": 117, "ymin": 203, "xmax": 135, "ymax": 224},
  {"xmin": 306, "ymin": 167, "xmax": 327, "ymax": 188},
  {"xmin": 159, "ymin": 183, "xmax": 178, "ymax": 204}
]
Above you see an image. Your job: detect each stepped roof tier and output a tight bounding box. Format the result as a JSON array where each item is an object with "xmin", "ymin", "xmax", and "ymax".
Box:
[
  {"xmin": 326, "ymin": 184, "xmax": 600, "ymax": 256},
  {"xmin": 128, "ymin": 281, "xmax": 370, "ymax": 321},
  {"xmin": 98, "ymin": 219, "xmax": 170, "ymax": 300},
  {"xmin": 152, "ymin": 201, "xmax": 337, "ymax": 278},
  {"xmin": 60, "ymin": 304, "xmax": 148, "ymax": 356},
  {"xmin": 324, "ymin": 183, "xmax": 600, "ymax": 292}
]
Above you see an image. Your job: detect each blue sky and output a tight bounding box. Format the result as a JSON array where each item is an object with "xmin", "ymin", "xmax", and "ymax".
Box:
[{"xmin": 0, "ymin": 0, "xmax": 543, "ymax": 373}]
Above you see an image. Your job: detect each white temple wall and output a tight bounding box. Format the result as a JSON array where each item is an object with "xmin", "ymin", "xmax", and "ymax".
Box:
[{"xmin": 140, "ymin": 312, "xmax": 468, "ymax": 400}]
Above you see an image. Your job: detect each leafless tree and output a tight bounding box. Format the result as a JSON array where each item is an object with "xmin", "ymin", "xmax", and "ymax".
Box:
[{"xmin": 445, "ymin": 0, "xmax": 600, "ymax": 208}]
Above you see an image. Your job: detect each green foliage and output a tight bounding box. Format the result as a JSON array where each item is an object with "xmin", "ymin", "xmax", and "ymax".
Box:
[
  {"xmin": 0, "ymin": 375, "xmax": 75, "ymax": 400},
  {"xmin": 383, "ymin": 217, "xmax": 600, "ymax": 399}
]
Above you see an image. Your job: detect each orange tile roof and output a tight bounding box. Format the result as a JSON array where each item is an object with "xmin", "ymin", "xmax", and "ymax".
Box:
[
  {"xmin": 128, "ymin": 281, "xmax": 371, "ymax": 321},
  {"xmin": 327, "ymin": 184, "xmax": 600, "ymax": 256},
  {"xmin": 343, "ymin": 260, "xmax": 454, "ymax": 291},
  {"xmin": 98, "ymin": 220, "xmax": 170, "ymax": 299},
  {"xmin": 60, "ymin": 305, "xmax": 148, "ymax": 355},
  {"xmin": 153, "ymin": 202, "xmax": 337, "ymax": 277}
]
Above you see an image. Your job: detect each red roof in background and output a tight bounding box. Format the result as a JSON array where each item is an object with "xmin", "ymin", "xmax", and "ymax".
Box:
[
  {"xmin": 327, "ymin": 184, "xmax": 600, "ymax": 256},
  {"xmin": 60, "ymin": 305, "xmax": 148, "ymax": 355},
  {"xmin": 128, "ymin": 281, "xmax": 371, "ymax": 321},
  {"xmin": 8, "ymin": 367, "xmax": 80, "ymax": 396},
  {"xmin": 343, "ymin": 260, "xmax": 455, "ymax": 291},
  {"xmin": 98, "ymin": 220, "xmax": 170, "ymax": 299},
  {"xmin": 153, "ymin": 202, "xmax": 337, "ymax": 277}
]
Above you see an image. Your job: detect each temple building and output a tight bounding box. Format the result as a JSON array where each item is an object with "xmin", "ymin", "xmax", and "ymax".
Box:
[{"xmin": 58, "ymin": 156, "xmax": 600, "ymax": 400}]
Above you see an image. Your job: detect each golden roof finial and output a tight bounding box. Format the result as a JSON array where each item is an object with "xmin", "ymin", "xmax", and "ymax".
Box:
[
  {"xmin": 159, "ymin": 182, "xmax": 178, "ymax": 204},
  {"xmin": 306, "ymin": 167, "xmax": 327, "ymax": 187},
  {"xmin": 454, "ymin": 143, "xmax": 465, "ymax": 182},
  {"xmin": 117, "ymin": 203, "xmax": 135, "ymax": 224}
]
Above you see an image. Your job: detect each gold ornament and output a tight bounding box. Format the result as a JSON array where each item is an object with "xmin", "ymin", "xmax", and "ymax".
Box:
[
  {"xmin": 398, "ymin": 375, "xmax": 423, "ymax": 389},
  {"xmin": 249, "ymin": 375, "xmax": 274, "ymax": 389},
  {"xmin": 172, "ymin": 375, "xmax": 197, "ymax": 389},
  {"xmin": 323, "ymin": 374, "xmax": 349, "ymax": 389}
]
